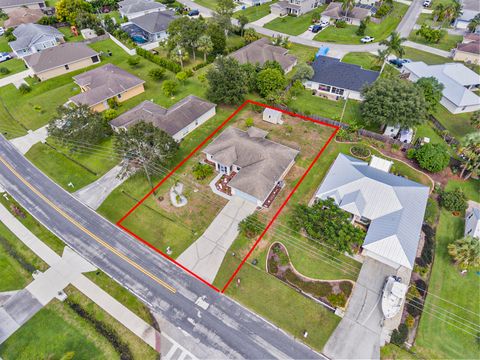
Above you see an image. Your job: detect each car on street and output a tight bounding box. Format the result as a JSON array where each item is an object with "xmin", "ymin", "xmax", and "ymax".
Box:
[
  {"xmin": 188, "ymin": 9, "xmax": 200, "ymax": 16},
  {"xmin": 0, "ymin": 52, "xmax": 11, "ymax": 62},
  {"xmin": 423, "ymin": 0, "xmax": 431, "ymax": 7},
  {"xmin": 388, "ymin": 58, "xmax": 411, "ymax": 68},
  {"xmin": 360, "ymin": 36, "xmax": 375, "ymax": 43}
]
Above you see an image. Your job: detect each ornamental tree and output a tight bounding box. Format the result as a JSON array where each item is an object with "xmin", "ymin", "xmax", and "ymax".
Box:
[
  {"xmin": 361, "ymin": 78, "xmax": 427, "ymax": 129},
  {"xmin": 206, "ymin": 56, "xmax": 248, "ymax": 104},
  {"xmin": 413, "ymin": 143, "xmax": 450, "ymax": 173},
  {"xmin": 439, "ymin": 188, "xmax": 467, "ymax": 212},
  {"xmin": 448, "ymin": 236, "xmax": 480, "ymax": 269},
  {"xmin": 256, "ymin": 68, "xmax": 285, "ymax": 98}
]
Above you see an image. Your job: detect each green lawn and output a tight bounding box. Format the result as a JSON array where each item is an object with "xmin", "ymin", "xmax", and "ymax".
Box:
[
  {"xmin": 58, "ymin": 27, "xmax": 84, "ymax": 42},
  {"xmin": 403, "ymin": 47, "xmax": 453, "ymax": 64},
  {"xmin": 288, "ymin": 43, "xmax": 317, "ymax": 63},
  {"xmin": 0, "ymin": 59, "xmax": 27, "ymax": 78},
  {"xmin": 264, "ymin": 9, "xmax": 326, "ymax": 36},
  {"xmin": 341, "ymin": 52, "xmax": 381, "ymax": 71},
  {"xmin": 315, "ymin": 3, "xmax": 408, "ymax": 43},
  {"xmin": 414, "ymin": 123, "xmax": 455, "ymax": 156},
  {"xmin": 193, "ymin": 0, "xmax": 218, "ymax": 9},
  {"xmin": 415, "ymin": 209, "xmax": 480, "ymax": 359},
  {"xmin": 445, "ymin": 179, "xmax": 480, "ymax": 202},
  {"xmin": 0, "ymin": 35, "xmax": 11, "ymax": 53},
  {"xmin": 408, "ymin": 31, "xmax": 462, "ymax": 52},
  {"xmin": 234, "ymin": 1, "xmax": 277, "ymax": 23},
  {"xmin": 431, "ymin": 105, "xmax": 476, "ymax": 139}
]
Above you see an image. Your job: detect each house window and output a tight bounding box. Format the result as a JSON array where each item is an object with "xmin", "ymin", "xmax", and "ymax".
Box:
[
  {"xmin": 318, "ymin": 84, "xmax": 331, "ymax": 92},
  {"xmin": 331, "ymin": 87, "xmax": 344, "ymax": 95},
  {"xmin": 64, "ymin": 64, "xmax": 69, "ymax": 70},
  {"xmin": 219, "ymin": 164, "xmax": 229, "ymax": 173}
]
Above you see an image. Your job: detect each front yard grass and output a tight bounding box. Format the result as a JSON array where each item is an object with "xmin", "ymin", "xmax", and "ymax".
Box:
[
  {"xmin": 234, "ymin": 1, "xmax": 277, "ymax": 23},
  {"xmin": 403, "ymin": 47, "xmax": 453, "ymax": 64},
  {"xmin": 414, "ymin": 209, "xmax": 480, "ymax": 359},
  {"xmin": 315, "ymin": 3, "xmax": 408, "ymax": 43},
  {"xmin": 0, "ymin": 59, "xmax": 27, "ymax": 78},
  {"xmin": 264, "ymin": 10, "xmax": 325, "ymax": 36},
  {"xmin": 192, "ymin": 0, "xmax": 219, "ymax": 9},
  {"xmin": 408, "ymin": 31, "xmax": 462, "ymax": 51},
  {"xmin": 341, "ymin": 52, "xmax": 381, "ymax": 71},
  {"xmin": 287, "ymin": 42, "xmax": 317, "ymax": 63}
]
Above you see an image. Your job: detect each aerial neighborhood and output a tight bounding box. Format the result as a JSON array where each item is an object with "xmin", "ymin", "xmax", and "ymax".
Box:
[{"xmin": 0, "ymin": 0, "xmax": 478, "ymax": 359}]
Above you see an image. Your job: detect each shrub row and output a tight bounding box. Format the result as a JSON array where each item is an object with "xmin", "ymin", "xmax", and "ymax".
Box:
[
  {"xmin": 136, "ymin": 48, "xmax": 181, "ymax": 73},
  {"xmin": 284, "ymin": 269, "xmax": 332, "ymax": 298},
  {"xmin": 66, "ymin": 299, "xmax": 134, "ymax": 360},
  {"xmin": 390, "ymin": 323, "xmax": 408, "ymax": 346},
  {"xmin": 0, "ymin": 235, "xmax": 36, "ymax": 273}
]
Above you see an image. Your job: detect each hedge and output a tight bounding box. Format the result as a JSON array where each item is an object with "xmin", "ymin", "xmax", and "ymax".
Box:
[{"xmin": 136, "ymin": 48, "xmax": 181, "ymax": 73}]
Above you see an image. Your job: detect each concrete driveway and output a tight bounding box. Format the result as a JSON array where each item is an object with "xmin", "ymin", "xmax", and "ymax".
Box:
[
  {"xmin": 323, "ymin": 257, "xmax": 411, "ymax": 359},
  {"xmin": 177, "ymin": 196, "xmax": 257, "ymax": 284}
]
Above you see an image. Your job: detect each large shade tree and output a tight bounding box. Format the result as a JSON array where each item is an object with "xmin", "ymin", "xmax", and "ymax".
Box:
[
  {"xmin": 360, "ymin": 78, "xmax": 427, "ymax": 128},
  {"xmin": 415, "ymin": 77, "xmax": 444, "ymax": 113},
  {"xmin": 206, "ymin": 56, "xmax": 248, "ymax": 105}
]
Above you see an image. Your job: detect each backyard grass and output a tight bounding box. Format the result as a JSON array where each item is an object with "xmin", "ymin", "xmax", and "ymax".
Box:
[
  {"xmin": 0, "ymin": 59, "xmax": 27, "ymax": 78},
  {"xmin": 431, "ymin": 105, "xmax": 476, "ymax": 139},
  {"xmin": 445, "ymin": 179, "xmax": 480, "ymax": 202},
  {"xmin": 415, "ymin": 209, "xmax": 480, "ymax": 359},
  {"xmin": 403, "ymin": 47, "xmax": 453, "ymax": 64},
  {"xmin": 341, "ymin": 52, "xmax": 381, "ymax": 71},
  {"xmin": 408, "ymin": 31, "xmax": 462, "ymax": 51},
  {"xmin": 264, "ymin": 9, "xmax": 326, "ymax": 36},
  {"xmin": 315, "ymin": 3, "xmax": 408, "ymax": 43},
  {"xmin": 58, "ymin": 26, "xmax": 84, "ymax": 42},
  {"xmin": 234, "ymin": 1, "xmax": 277, "ymax": 23}
]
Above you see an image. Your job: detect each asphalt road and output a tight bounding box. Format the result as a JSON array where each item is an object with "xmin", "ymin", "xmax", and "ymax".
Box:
[{"xmin": 0, "ymin": 135, "xmax": 322, "ymax": 359}]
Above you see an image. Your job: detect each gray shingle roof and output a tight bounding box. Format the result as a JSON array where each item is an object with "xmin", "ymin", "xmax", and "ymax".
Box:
[
  {"xmin": 23, "ymin": 42, "xmax": 99, "ymax": 73},
  {"xmin": 4, "ymin": 7, "xmax": 43, "ymax": 28},
  {"xmin": 315, "ymin": 153, "xmax": 429, "ymax": 269},
  {"xmin": 109, "ymin": 95, "xmax": 216, "ymax": 135},
  {"xmin": 118, "ymin": 0, "xmax": 165, "ymax": 15},
  {"xmin": 322, "ymin": 2, "xmax": 372, "ymax": 20},
  {"xmin": 70, "ymin": 64, "xmax": 145, "ymax": 107},
  {"xmin": 0, "ymin": 0, "xmax": 44, "ymax": 8},
  {"xmin": 129, "ymin": 10, "xmax": 176, "ymax": 34},
  {"xmin": 310, "ymin": 55, "xmax": 380, "ymax": 92},
  {"xmin": 203, "ymin": 127, "xmax": 299, "ymax": 202},
  {"xmin": 9, "ymin": 23, "xmax": 63, "ymax": 52},
  {"xmin": 230, "ymin": 38, "xmax": 297, "ymax": 72}
]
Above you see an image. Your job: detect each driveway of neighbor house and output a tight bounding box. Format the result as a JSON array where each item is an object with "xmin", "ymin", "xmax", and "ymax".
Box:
[
  {"xmin": 0, "ymin": 69, "xmax": 33, "ymax": 89},
  {"xmin": 9, "ymin": 126, "xmax": 48, "ymax": 155},
  {"xmin": 323, "ymin": 257, "xmax": 412, "ymax": 360},
  {"xmin": 250, "ymin": 13, "xmax": 279, "ymax": 27},
  {"xmin": 177, "ymin": 196, "xmax": 257, "ymax": 284}
]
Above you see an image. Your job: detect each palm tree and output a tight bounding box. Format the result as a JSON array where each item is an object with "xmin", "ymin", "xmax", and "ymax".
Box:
[
  {"xmin": 171, "ymin": 45, "xmax": 189, "ymax": 69},
  {"xmin": 433, "ymin": 3, "xmax": 445, "ymax": 23},
  {"xmin": 197, "ymin": 35, "xmax": 213, "ymax": 62},
  {"xmin": 442, "ymin": 0, "xmax": 462, "ymax": 28},
  {"xmin": 458, "ymin": 132, "xmax": 480, "ymax": 179},
  {"xmin": 468, "ymin": 14, "xmax": 480, "ymax": 33},
  {"xmin": 448, "ymin": 236, "xmax": 480, "ymax": 269},
  {"xmin": 376, "ymin": 48, "xmax": 389, "ymax": 73},
  {"xmin": 380, "ymin": 31, "xmax": 407, "ymax": 59},
  {"xmin": 341, "ymin": 0, "xmax": 355, "ymax": 20}
]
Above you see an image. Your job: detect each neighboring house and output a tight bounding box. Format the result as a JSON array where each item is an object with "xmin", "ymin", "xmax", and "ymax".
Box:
[
  {"xmin": 118, "ymin": 0, "xmax": 166, "ymax": 20},
  {"xmin": 203, "ymin": 127, "xmax": 299, "ymax": 207},
  {"xmin": 465, "ymin": 205, "xmax": 480, "ymax": 239},
  {"xmin": 402, "ymin": 61, "xmax": 480, "ymax": 114},
  {"xmin": 263, "ymin": 108, "xmax": 283, "ymax": 124},
  {"xmin": 321, "ymin": 2, "xmax": 376, "ymax": 26},
  {"xmin": 3, "ymin": 7, "xmax": 43, "ymax": 28},
  {"xmin": 270, "ymin": 0, "xmax": 323, "ymax": 16},
  {"xmin": 454, "ymin": 9, "xmax": 479, "ymax": 30},
  {"xmin": 304, "ymin": 55, "xmax": 379, "ymax": 100},
  {"xmin": 0, "ymin": 0, "xmax": 45, "ymax": 13},
  {"xmin": 453, "ymin": 35, "xmax": 480, "ymax": 64},
  {"xmin": 9, "ymin": 23, "xmax": 63, "ymax": 58},
  {"xmin": 69, "ymin": 64, "xmax": 145, "ymax": 112},
  {"xmin": 123, "ymin": 10, "xmax": 176, "ymax": 43},
  {"xmin": 314, "ymin": 153, "xmax": 429, "ymax": 269},
  {"xmin": 110, "ymin": 96, "xmax": 216, "ymax": 141},
  {"xmin": 242, "ymin": 0, "xmax": 271, "ymax": 6},
  {"xmin": 230, "ymin": 38, "xmax": 297, "ymax": 73},
  {"xmin": 23, "ymin": 43, "xmax": 100, "ymax": 81}
]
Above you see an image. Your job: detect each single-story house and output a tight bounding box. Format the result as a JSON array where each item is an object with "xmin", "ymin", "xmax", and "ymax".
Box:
[
  {"xmin": 263, "ymin": 107, "xmax": 283, "ymax": 124},
  {"xmin": 69, "ymin": 63, "xmax": 145, "ymax": 112},
  {"xmin": 118, "ymin": 0, "xmax": 166, "ymax": 20},
  {"xmin": 203, "ymin": 126, "xmax": 299, "ymax": 207},
  {"xmin": 270, "ymin": 0, "xmax": 324, "ymax": 17},
  {"xmin": 3, "ymin": 7, "xmax": 43, "ymax": 28},
  {"xmin": 123, "ymin": 10, "xmax": 176, "ymax": 43},
  {"xmin": 242, "ymin": 0, "xmax": 271, "ymax": 7},
  {"xmin": 454, "ymin": 9, "xmax": 479, "ymax": 30},
  {"xmin": 304, "ymin": 55, "xmax": 379, "ymax": 100},
  {"xmin": 321, "ymin": 2, "xmax": 376, "ymax": 26},
  {"xmin": 465, "ymin": 204, "xmax": 480, "ymax": 239},
  {"xmin": 230, "ymin": 37, "xmax": 297, "ymax": 73},
  {"xmin": 23, "ymin": 43, "xmax": 100, "ymax": 81},
  {"xmin": 402, "ymin": 61, "xmax": 480, "ymax": 114},
  {"xmin": 110, "ymin": 95, "xmax": 216, "ymax": 141},
  {"xmin": 0, "ymin": 0, "xmax": 45, "ymax": 13},
  {"xmin": 314, "ymin": 153, "xmax": 429, "ymax": 269},
  {"xmin": 453, "ymin": 35, "xmax": 480, "ymax": 64},
  {"xmin": 9, "ymin": 23, "xmax": 63, "ymax": 58}
]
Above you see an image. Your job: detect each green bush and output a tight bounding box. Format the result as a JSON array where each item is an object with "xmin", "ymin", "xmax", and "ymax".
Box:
[
  {"xmin": 390, "ymin": 323, "xmax": 409, "ymax": 345},
  {"xmin": 339, "ymin": 281, "xmax": 353, "ymax": 297},
  {"xmin": 335, "ymin": 20, "xmax": 347, "ymax": 28},
  {"xmin": 374, "ymin": 3, "xmax": 392, "ymax": 18},
  {"xmin": 103, "ymin": 109, "xmax": 118, "ymax": 121},
  {"xmin": 18, "ymin": 83, "xmax": 31, "ymax": 94},
  {"xmin": 107, "ymin": 97, "xmax": 119, "ymax": 109},
  {"xmin": 326, "ymin": 292, "xmax": 347, "ymax": 308},
  {"xmin": 0, "ymin": 67, "xmax": 10, "ymax": 75},
  {"xmin": 413, "ymin": 143, "xmax": 450, "ymax": 173},
  {"xmin": 148, "ymin": 67, "xmax": 165, "ymax": 81},
  {"xmin": 405, "ymin": 314, "xmax": 415, "ymax": 329},
  {"xmin": 406, "ymin": 297, "xmax": 424, "ymax": 317},
  {"xmin": 127, "ymin": 56, "xmax": 141, "ymax": 67},
  {"xmin": 439, "ymin": 188, "xmax": 467, "ymax": 212},
  {"xmin": 245, "ymin": 117, "xmax": 254, "ymax": 127},
  {"xmin": 136, "ymin": 47, "xmax": 181, "ymax": 73},
  {"xmin": 284, "ymin": 270, "xmax": 332, "ymax": 298},
  {"xmin": 350, "ymin": 145, "xmax": 370, "ymax": 158},
  {"xmin": 192, "ymin": 163, "xmax": 213, "ymax": 180},
  {"xmin": 268, "ymin": 256, "xmax": 279, "ymax": 275},
  {"xmin": 238, "ymin": 213, "xmax": 264, "ymax": 238}
]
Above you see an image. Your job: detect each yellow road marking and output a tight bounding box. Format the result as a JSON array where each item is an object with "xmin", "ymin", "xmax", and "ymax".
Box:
[{"xmin": 0, "ymin": 155, "xmax": 176, "ymax": 294}]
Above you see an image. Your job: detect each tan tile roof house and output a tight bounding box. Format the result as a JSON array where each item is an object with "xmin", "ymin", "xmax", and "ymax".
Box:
[
  {"xmin": 453, "ymin": 39, "xmax": 480, "ymax": 64},
  {"xmin": 110, "ymin": 95, "xmax": 217, "ymax": 141},
  {"xmin": 69, "ymin": 63, "xmax": 145, "ymax": 112},
  {"xmin": 3, "ymin": 7, "xmax": 43, "ymax": 28},
  {"xmin": 24, "ymin": 43, "xmax": 100, "ymax": 81},
  {"xmin": 203, "ymin": 126, "xmax": 299, "ymax": 206},
  {"xmin": 321, "ymin": 2, "xmax": 375, "ymax": 26},
  {"xmin": 230, "ymin": 38, "xmax": 297, "ymax": 73}
]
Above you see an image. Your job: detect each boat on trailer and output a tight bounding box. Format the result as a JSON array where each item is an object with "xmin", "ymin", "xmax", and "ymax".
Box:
[{"xmin": 381, "ymin": 276, "xmax": 408, "ymax": 319}]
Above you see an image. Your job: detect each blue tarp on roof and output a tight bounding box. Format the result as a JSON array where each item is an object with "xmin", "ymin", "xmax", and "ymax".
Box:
[{"xmin": 316, "ymin": 46, "xmax": 329, "ymax": 58}]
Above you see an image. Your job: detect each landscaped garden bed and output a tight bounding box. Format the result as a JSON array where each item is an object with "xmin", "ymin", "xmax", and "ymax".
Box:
[
  {"xmin": 267, "ymin": 242, "xmax": 354, "ymax": 309},
  {"xmin": 350, "ymin": 145, "xmax": 371, "ymax": 159}
]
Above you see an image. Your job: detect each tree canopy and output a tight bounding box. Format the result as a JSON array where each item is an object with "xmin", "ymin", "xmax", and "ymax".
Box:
[
  {"xmin": 55, "ymin": 0, "xmax": 92, "ymax": 25},
  {"xmin": 413, "ymin": 142, "xmax": 450, "ymax": 173},
  {"xmin": 415, "ymin": 77, "xmax": 444, "ymax": 113},
  {"xmin": 256, "ymin": 68, "xmax": 286, "ymax": 98},
  {"xmin": 292, "ymin": 63, "xmax": 314, "ymax": 82},
  {"xmin": 288, "ymin": 198, "xmax": 365, "ymax": 254},
  {"xmin": 206, "ymin": 56, "xmax": 248, "ymax": 104},
  {"xmin": 360, "ymin": 78, "xmax": 427, "ymax": 128},
  {"xmin": 448, "ymin": 236, "xmax": 480, "ymax": 269}
]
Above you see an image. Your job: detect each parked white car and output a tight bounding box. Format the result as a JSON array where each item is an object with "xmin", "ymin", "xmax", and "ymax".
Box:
[
  {"xmin": 0, "ymin": 27, "xmax": 4, "ymax": 36},
  {"xmin": 423, "ymin": 0, "xmax": 431, "ymax": 7},
  {"xmin": 0, "ymin": 52, "xmax": 11, "ymax": 63},
  {"xmin": 360, "ymin": 36, "xmax": 375, "ymax": 43}
]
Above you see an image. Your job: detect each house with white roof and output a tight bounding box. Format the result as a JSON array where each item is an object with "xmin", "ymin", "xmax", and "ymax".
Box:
[
  {"xmin": 314, "ymin": 153, "xmax": 429, "ymax": 269},
  {"xmin": 401, "ymin": 62, "xmax": 480, "ymax": 114},
  {"xmin": 465, "ymin": 204, "xmax": 480, "ymax": 239}
]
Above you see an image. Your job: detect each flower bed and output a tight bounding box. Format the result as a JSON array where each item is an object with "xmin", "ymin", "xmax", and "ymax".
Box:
[{"xmin": 350, "ymin": 145, "xmax": 371, "ymax": 159}]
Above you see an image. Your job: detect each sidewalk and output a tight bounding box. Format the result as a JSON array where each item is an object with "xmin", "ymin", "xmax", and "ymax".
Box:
[
  {"xmin": 0, "ymin": 69, "xmax": 33, "ymax": 89},
  {"xmin": 0, "ymin": 201, "xmax": 197, "ymax": 359},
  {"xmin": 9, "ymin": 126, "xmax": 48, "ymax": 155}
]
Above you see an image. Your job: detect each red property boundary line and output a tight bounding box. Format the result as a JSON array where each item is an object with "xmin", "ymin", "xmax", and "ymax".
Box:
[{"xmin": 116, "ymin": 100, "xmax": 339, "ymax": 294}]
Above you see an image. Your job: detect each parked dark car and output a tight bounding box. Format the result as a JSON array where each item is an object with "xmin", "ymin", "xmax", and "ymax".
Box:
[
  {"xmin": 311, "ymin": 24, "xmax": 322, "ymax": 33},
  {"xmin": 188, "ymin": 9, "xmax": 200, "ymax": 16},
  {"xmin": 389, "ymin": 58, "xmax": 411, "ymax": 68}
]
